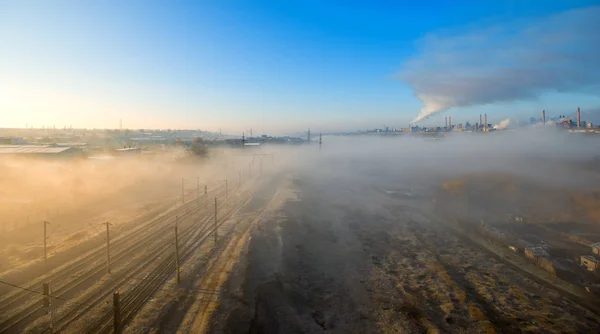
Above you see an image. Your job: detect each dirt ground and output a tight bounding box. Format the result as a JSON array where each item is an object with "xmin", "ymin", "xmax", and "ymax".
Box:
[{"xmin": 206, "ymin": 161, "xmax": 600, "ymax": 333}]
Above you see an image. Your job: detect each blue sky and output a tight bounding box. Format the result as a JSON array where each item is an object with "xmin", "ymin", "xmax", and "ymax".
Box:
[{"xmin": 1, "ymin": 0, "xmax": 599, "ymax": 133}]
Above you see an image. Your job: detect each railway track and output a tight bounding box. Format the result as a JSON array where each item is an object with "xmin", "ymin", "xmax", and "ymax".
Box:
[
  {"xmin": 186, "ymin": 187, "xmax": 279, "ymax": 332},
  {"xmin": 0, "ymin": 192, "xmax": 203, "ymax": 311},
  {"xmin": 409, "ymin": 205, "xmax": 600, "ymax": 320},
  {"xmin": 90, "ymin": 179, "xmax": 262, "ymax": 333},
  {"xmin": 30, "ymin": 177, "xmax": 260, "ymax": 330},
  {"xmin": 0, "ymin": 184, "xmax": 230, "ymax": 333}
]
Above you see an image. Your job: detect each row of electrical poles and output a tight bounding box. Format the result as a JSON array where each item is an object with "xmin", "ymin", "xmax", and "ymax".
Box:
[{"xmin": 113, "ymin": 164, "xmax": 257, "ymax": 333}]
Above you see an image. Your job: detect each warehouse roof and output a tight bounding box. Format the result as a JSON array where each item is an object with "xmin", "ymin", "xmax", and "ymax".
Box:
[{"xmin": 0, "ymin": 145, "xmax": 73, "ymax": 154}]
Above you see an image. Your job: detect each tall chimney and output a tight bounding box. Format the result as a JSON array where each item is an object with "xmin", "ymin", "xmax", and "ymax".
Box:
[
  {"xmin": 577, "ymin": 107, "xmax": 581, "ymax": 129},
  {"xmin": 449, "ymin": 116, "xmax": 452, "ymax": 130},
  {"xmin": 542, "ymin": 110, "xmax": 545, "ymax": 125},
  {"xmin": 484, "ymin": 114, "xmax": 488, "ymax": 131}
]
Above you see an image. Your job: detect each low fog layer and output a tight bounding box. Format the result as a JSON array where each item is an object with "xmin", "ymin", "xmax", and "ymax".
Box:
[
  {"xmin": 289, "ymin": 130, "xmax": 600, "ymax": 187},
  {"xmin": 0, "ymin": 149, "xmax": 250, "ymax": 234},
  {"xmin": 1, "ymin": 130, "xmax": 599, "ymax": 273}
]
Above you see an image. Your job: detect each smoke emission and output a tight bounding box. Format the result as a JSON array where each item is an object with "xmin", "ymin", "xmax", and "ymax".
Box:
[
  {"xmin": 493, "ymin": 118, "xmax": 511, "ymax": 130},
  {"xmin": 400, "ymin": 6, "xmax": 600, "ymax": 123}
]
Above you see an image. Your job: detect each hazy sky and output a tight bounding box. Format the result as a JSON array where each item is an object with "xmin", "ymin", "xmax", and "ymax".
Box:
[{"xmin": 1, "ymin": 1, "xmax": 599, "ymax": 133}]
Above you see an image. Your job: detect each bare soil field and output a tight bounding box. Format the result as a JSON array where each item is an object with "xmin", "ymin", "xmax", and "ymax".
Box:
[{"xmin": 205, "ymin": 156, "xmax": 600, "ymax": 333}]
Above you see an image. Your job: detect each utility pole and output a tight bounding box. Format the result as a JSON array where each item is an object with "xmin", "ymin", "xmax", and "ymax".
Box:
[
  {"xmin": 43, "ymin": 281, "xmax": 55, "ymax": 333},
  {"xmin": 214, "ymin": 197, "xmax": 218, "ymax": 242},
  {"xmin": 43, "ymin": 283, "xmax": 50, "ymax": 308},
  {"xmin": 43, "ymin": 221, "xmax": 50, "ymax": 270},
  {"xmin": 319, "ymin": 133, "xmax": 322, "ymax": 151},
  {"xmin": 105, "ymin": 222, "xmax": 111, "ymax": 274},
  {"xmin": 175, "ymin": 218, "xmax": 180, "ymax": 284},
  {"xmin": 113, "ymin": 291, "xmax": 121, "ymax": 334}
]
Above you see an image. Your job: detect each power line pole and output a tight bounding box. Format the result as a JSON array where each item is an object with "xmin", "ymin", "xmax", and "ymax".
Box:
[
  {"xmin": 175, "ymin": 217, "xmax": 180, "ymax": 284},
  {"xmin": 319, "ymin": 133, "xmax": 322, "ymax": 151},
  {"xmin": 43, "ymin": 221, "xmax": 50, "ymax": 270},
  {"xmin": 105, "ymin": 222, "xmax": 111, "ymax": 274},
  {"xmin": 43, "ymin": 281, "xmax": 56, "ymax": 332},
  {"xmin": 113, "ymin": 291, "xmax": 121, "ymax": 334},
  {"xmin": 43, "ymin": 282, "xmax": 50, "ymax": 308},
  {"xmin": 214, "ymin": 197, "xmax": 218, "ymax": 242}
]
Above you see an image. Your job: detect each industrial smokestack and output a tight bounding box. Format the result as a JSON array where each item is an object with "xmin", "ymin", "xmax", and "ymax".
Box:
[
  {"xmin": 448, "ymin": 116, "xmax": 452, "ymax": 130},
  {"xmin": 542, "ymin": 110, "xmax": 545, "ymax": 125},
  {"xmin": 484, "ymin": 114, "xmax": 488, "ymax": 131},
  {"xmin": 577, "ymin": 107, "xmax": 581, "ymax": 129}
]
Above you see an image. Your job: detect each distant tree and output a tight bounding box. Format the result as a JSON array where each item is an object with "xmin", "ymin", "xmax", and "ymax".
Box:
[{"xmin": 191, "ymin": 137, "xmax": 207, "ymax": 156}]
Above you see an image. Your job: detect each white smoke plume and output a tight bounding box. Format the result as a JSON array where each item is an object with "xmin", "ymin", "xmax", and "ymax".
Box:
[
  {"xmin": 493, "ymin": 118, "xmax": 511, "ymax": 130},
  {"xmin": 400, "ymin": 7, "xmax": 600, "ymax": 123}
]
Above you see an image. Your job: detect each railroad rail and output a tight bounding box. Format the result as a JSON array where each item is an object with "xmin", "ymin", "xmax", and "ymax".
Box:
[{"xmin": 0, "ymin": 183, "xmax": 230, "ymax": 333}]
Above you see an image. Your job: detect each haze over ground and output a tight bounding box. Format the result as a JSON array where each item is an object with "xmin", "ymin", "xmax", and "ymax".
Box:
[{"xmin": 1, "ymin": 1, "xmax": 600, "ymax": 133}]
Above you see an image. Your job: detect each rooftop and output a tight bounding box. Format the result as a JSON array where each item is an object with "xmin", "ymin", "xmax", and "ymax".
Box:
[
  {"xmin": 0, "ymin": 145, "xmax": 73, "ymax": 154},
  {"xmin": 581, "ymin": 255, "xmax": 600, "ymax": 263},
  {"xmin": 526, "ymin": 245, "xmax": 550, "ymax": 257}
]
